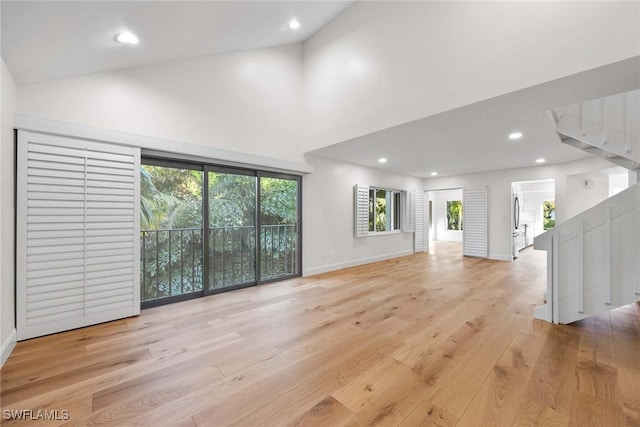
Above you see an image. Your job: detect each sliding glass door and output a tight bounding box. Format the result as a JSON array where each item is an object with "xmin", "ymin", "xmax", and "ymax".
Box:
[
  {"xmin": 259, "ymin": 174, "xmax": 300, "ymax": 281},
  {"xmin": 140, "ymin": 161, "xmax": 204, "ymax": 307},
  {"xmin": 141, "ymin": 161, "xmax": 301, "ymax": 307},
  {"xmin": 206, "ymin": 168, "xmax": 257, "ymax": 293}
]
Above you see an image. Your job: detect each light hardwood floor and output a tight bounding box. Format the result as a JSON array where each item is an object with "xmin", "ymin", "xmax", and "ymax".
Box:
[{"xmin": 2, "ymin": 242, "xmax": 639, "ymax": 426}]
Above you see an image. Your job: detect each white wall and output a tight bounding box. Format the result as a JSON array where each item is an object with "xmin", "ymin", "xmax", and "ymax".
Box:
[
  {"xmin": 566, "ymin": 173, "xmax": 610, "ymax": 219},
  {"xmin": 429, "ymin": 189, "xmax": 463, "ymax": 243},
  {"xmin": 424, "ymin": 157, "xmax": 614, "ymax": 261},
  {"xmin": 17, "ymin": 44, "xmax": 305, "ymax": 163},
  {"xmin": 303, "ymin": 1, "xmax": 640, "ymax": 151},
  {"xmin": 1, "ymin": 58, "xmax": 17, "ymax": 364},
  {"xmin": 609, "ymin": 172, "xmax": 629, "ymax": 196},
  {"xmin": 303, "ymin": 155, "xmax": 422, "ymax": 276}
]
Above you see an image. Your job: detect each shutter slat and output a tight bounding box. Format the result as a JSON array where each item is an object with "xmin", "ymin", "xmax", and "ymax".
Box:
[
  {"xmin": 28, "ymin": 287, "xmax": 84, "ymax": 301},
  {"xmin": 87, "ymin": 299, "xmax": 134, "ymax": 315},
  {"xmin": 86, "ymin": 165, "xmax": 135, "ymax": 177},
  {"xmin": 27, "ymin": 273, "xmax": 86, "ymax": 288},
  {"xmin": 88, "ymin": 280, "xmax": 135, "ymax": 293},
  {"xmin": 27, "ymin": 308, "xmax": 85, "ymax": 326},
  {"xmin": 27, "ymin": 280, "xmax": 86, "ymax": 295},
  {"xmin": 85, "ymin": 268, "xmax": 135, "ymax": 281},
  {"xmin": 27, "ymin": 258, "xmax": 85, "ymax": 271}
]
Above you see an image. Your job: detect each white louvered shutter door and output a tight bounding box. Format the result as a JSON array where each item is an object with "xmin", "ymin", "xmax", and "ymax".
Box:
[
  {"xmin": 414, "ymin": 191, "xmax": 426, "ymax": 252},
  {"xmin": 402, "ymin": 190, "xmax": 415, "ymax": 233},
  {"xmin": 17, "ymin": 131, "xmax": 140, "ymax": 340},
  {"xmin": 462, "ymin": 187, "xmax": 488, "ymax": 258},
  {"xmin": 354, "ymin": 184, "xmax": 370, "ymax": 238}
]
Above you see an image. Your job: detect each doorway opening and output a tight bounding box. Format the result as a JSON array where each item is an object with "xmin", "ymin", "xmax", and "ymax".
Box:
[
  {"xmin": 511, "ymin": 179, "xmax": 555, "ymax": 259},
  {"xmin": 426, "ymin": 188, "xmax": 464, "ymax": 250}
]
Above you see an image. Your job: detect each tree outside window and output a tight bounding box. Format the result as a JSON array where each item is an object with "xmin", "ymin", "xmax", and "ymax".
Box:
[
  {"xmin": 368, "ymin": 188, "xmax": 401, "ymax": 233},
  {"xmin": 543, "ymin": 200, "xmax": 556, "ymax": 230},
  {"xmin": 447, "ymin": 200, "xmax": 463, "ymax": 231}
]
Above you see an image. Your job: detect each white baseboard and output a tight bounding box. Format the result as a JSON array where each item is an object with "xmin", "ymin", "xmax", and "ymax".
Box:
[
  {"xmin": 303, "ymin": 250, "xmax": 414, "ymax": 277},
  {"xmin": 488, "ymin": 253, "xmax": 513, "ymax": 262},
  {"xmin": 533, "ymin": 304, "xmax": 551, "ymax": 322},
  {"xmin": 1, "ymin": 329, "xmax": 17, "ymax": 367}
]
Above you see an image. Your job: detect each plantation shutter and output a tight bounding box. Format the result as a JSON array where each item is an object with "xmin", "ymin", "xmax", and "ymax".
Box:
[
  {"xmin": 354, "ymin": 184, "xmax": 370, "ymax": 237},
  {"xmin": 414, "ymin": 191, "xmax": 426, "ymax": 252},
  {"xmin": 17, "ymin": 131, "xmax": 140, "ymax": 340},
  {"xmin": 402, "ymin": 190, "xmax": 415, "ymax": 233},
  {"xmin": 462, "ymin": 187, "xmax": 488, "ymax": 258}
]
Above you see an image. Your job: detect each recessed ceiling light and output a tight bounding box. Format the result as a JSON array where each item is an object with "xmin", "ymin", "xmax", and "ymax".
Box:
[
  {"xmin": 536, "ymin": 158, "xmax": 546, "ymax": 164},
  {"xmin": 431, "ymin": 172, "xmax": 438, "ymax": 176},
  {"xmin": 509, "ymin": 132, "xmax": 523, "ymax": 140},
  {"xmin": 378, "ymin": 158, "xmax": 387, "ymax": 164},
  {"xmin": 288, "ymin": 18, "xmax": 300, "ymax": 30},
  {"xmin": 116, "ymin": 32, "xmax": 139, "ymax": 45}
]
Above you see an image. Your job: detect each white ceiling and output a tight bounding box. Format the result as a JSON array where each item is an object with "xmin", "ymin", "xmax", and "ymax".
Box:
[
  {"xmin": 1, "ymin": 1, "xmax": 352, "ymax": 84},
  {"xmin": 308, "ymin": 57, "xmax": 640, "ymax": 178}
]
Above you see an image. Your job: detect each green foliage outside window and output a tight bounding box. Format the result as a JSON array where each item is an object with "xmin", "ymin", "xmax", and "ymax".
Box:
[
  {"xmin": 140, "ymin": 165, "xmax": 298, "ymax": 301},
  {"xmin": 447, "ymin": 200, "xmax": 463, "ymax": 231},
  {"xmin": 543, "ymin": 200, "xmax": 556, "ymax": 230},
  {"xmin": 375, "ymin": 189, "xmax": 387, "ymax": 232}
]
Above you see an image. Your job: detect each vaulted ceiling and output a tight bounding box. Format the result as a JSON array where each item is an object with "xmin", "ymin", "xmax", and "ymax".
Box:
[
  {"xmin": 1, "ymin": 1, "xmax": 352, "ymax": 84},
  {"xmin": 2, "ymin": 2, "xmax": 638, "ymax": 178}
]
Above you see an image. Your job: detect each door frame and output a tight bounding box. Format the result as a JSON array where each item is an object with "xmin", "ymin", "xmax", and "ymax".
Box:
[
  {"xmin": 203, "ymin": 164, "xmax": 258, "ymax": 296},
  {"xmin": 257, "ymin": 171, "xmax": 303, "ymax": 285}
]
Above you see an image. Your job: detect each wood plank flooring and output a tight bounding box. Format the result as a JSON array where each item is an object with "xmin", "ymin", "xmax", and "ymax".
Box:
[{"xmin": 2, "ymin": 242, "xmax": 639, "ymax": 426}]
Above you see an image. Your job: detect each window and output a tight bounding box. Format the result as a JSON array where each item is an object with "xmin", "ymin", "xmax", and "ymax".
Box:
[
  {"xmin": 543, "ymin": 200, "xmax": 556, "ymax": 230},
  {"xmin": 446, "ymin": 200, "xmax": 463, "ymax": 230},
  {"xmin": 368, "ymin": 188, "xmax": 401, "ymax": 233}
]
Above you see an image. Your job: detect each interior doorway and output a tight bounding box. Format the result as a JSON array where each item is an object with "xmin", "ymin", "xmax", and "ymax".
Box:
[
  {"xmin": 511, "ymin": 179, "xmax": 555, "ymax": 259},
  {"xmin": 426, "ymin": 188, "xmax": 464, "ymax": 249}
]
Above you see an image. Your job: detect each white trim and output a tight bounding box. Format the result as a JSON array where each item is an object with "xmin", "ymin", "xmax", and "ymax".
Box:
[
  {"xmin": 533, "ymin": 304, "xmax": 551, "ymax": 322},
  {"xmin": 303, "ymin": 250, "xmax": 414, "ymax": 276},
  {"xmin": 1, "ymin": 329, "xmax": 17, "ymax": 367},
  {"xmin": 488, "ymin": 253, "xmax": 513, "ymax": 262},
  {"xmin": 13, "ymin": 114, "xmax": 313, "ymax": 175},
  {"xmin": 367, "ymin": 230, "xmax": 402, "ymax": 237}
]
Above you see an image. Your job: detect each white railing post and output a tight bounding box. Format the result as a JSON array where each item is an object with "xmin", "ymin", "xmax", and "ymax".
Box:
[
  {"xmin": 577, "ymin": 221, "xmax": 584, "ymax": 313},
  {"xmin": 604, "ymin": 206, "xmax": 612, "ymax": 305},
  {"xmin": 626, "ymin": 92, "xmax": 633, "ymax": 154},
  {"xmin": 602, "ymin": 97, "xmax": 609, "ymax": 145},
  {"xmin": 552, "ymin": 233, "xmax": 559, "ymax": 323},
  {"xmin": 637, "ymin": 186, "xmax": 640, "ymax": 296},
  {"xmin": 581, "ymin": 102, "xmax": 588, "ymax": 136}
]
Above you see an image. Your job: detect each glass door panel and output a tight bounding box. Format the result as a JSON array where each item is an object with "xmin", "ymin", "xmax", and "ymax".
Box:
[
  {"xmin": 140, "ymin": 164, "xmax": 203, "ymax": 307},
  {"xmin": 207, "ymin": 170, "xmax": 257, "ymax": 291},
  {"xmin": 259, "ymin": 175, "xmax": 300, "ymax": 281}
]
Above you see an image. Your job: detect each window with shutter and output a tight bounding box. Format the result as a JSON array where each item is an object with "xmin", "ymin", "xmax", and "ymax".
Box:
[{"xmin": 17, "ymin": 131, "xmax": 140, "ymax": 340}]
